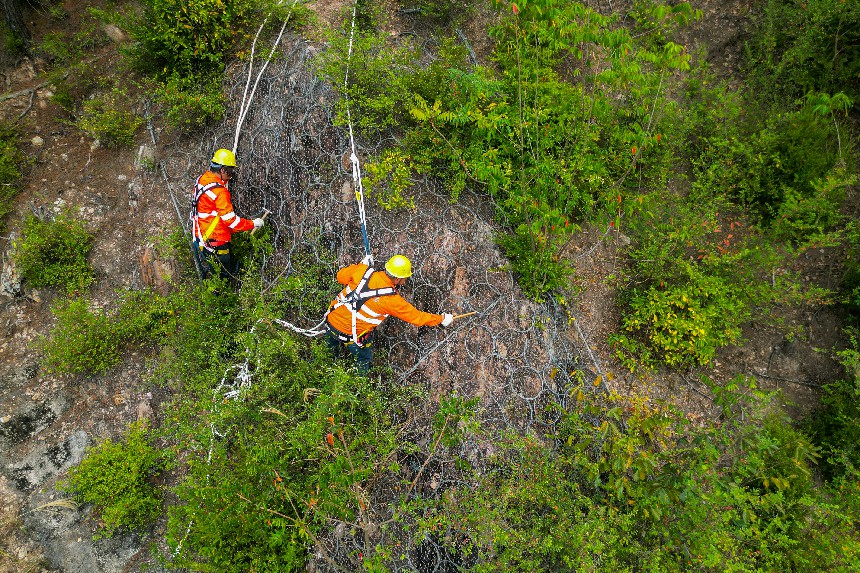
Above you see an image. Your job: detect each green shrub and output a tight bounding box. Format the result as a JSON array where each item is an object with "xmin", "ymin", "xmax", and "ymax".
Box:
[
  {"xmin": 0, "ymin": 121, "xmax": 24, "ymax": 227},
  {"xmin": 420, "ymin": 385, "xmax": 860, "ymax": 572},
  {"xmin": 363, "ymin": 148, "xmax": 418, "ymax": 210},
  {"xmin": 15, "ymin": 213, "xmax": 94, "ymax": 293},
  {"xmin": 41, "ymin": 290, "xmax": 177, "ymax": 375},
  {"xmin": 126, "ymin": 0, "xmax": 267, "ymax": 78},
  {"xmin": 62, "ymin": 421, "xmax": 170, "ymax": 538},
  {"xmin": 745, "ymin": 0, "xmax": 860, "ymax": 103},
  {"xmin": 691, "ymin": 101, "xmax": 843, "ymax": 229},
  {"xmin": 619, "ymin": 271, "xmax": 748, "ymax": 367},
  {"xmin": 41, "ymin": 298, "xmax": 123, "ymax": 374},
  {"xmin": 163, "ymin": 312, "xmax": 398, "ymax": 570},
  {"xmin": 807, "ymin": 330, "xmax": 860, "ymax": 479},
  {"xmin": 152, "ymin": 73, "xmax": 226, "ymax": 131},
  {"xmin": 77, "ymin": 88, "xmax": 143, "ymax": 148}
]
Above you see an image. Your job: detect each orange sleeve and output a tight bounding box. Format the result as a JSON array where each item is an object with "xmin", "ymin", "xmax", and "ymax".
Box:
[
  {"xmin": 377, "ymin": 294, "xmax": 443, "ymax": 327},
  {"xmin": 215, "ymin": 189, "xmax": 254, "ymax": 233}
]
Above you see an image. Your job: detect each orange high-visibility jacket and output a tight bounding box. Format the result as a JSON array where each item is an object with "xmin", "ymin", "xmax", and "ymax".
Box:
[
  {"xmin": 326, "ymin": 263, "xmax": 443, "ymax": 338},
  {"xmin": 192, "ymin": 171, "xmax": 254, "ymax": 246}
]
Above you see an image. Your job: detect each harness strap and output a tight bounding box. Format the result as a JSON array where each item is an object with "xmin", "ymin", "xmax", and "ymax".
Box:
[
  {"xmin": 190, "ymin": 180, "xmax": 226, "ymax": 248},
  {"xmin": 324, "ymin": 267, "xmax": 396, "ymax": 344}
]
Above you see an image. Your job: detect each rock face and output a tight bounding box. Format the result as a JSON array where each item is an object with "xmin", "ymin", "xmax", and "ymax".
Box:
[
  {"xmin": 139, "ymin": 244, "xmax": 176, "ymax": 296},
  {"xmin": 0, "ymin": 241, "xmax": 22, "ymax": 298},
  {"xmin": 7, "ymin": 431, "xmax": 88, "ymax": 493},
  {"xmin": 102, "ymin": 24, "xmax": 126, "ymax": 44}
]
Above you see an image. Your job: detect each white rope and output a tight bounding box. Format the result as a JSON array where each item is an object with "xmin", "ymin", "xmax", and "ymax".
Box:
[
  {"xmin": 233, "ymin": 0, "xmax": 300, "ymax": 154},
  {"xmin": 272, "ymin": 317, "xmax": 326, "ymax": 338},
  {"xmin": 171, "ymin": 319, "xmax": 265, "ymax": 560},
  {"xmin": 272, "ymin": 1, "xmax": 370, "ymax": 340},
  {"xmin": 344, "ymin": 2, "xmax": 372, "ymax": 262}
]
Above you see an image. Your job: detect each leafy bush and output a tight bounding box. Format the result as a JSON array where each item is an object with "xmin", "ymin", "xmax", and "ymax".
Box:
[
  {"xmin": 62, "ymin": 421, "xmax": 170, "ymax": 538},
  {"xmin": 126, "ymin": 0, "xmax": 267, "ymax": 78},
  {"xmin": 620, "ymin": 271, "xmax": 748, "ymax": 367},
  {"xmin": 417, "ymin": 385, "xmax": 860, "ymax": 572},
  {"xmin": 41, "ymin": 291, "xmax": 177, "ymax": 375},
  {"xmin": 77, "ymin": 88, "xmax": 143, "ymax": 148},
  {"xmin": 363, "ymin": 148, "xmax": 418, "ymax": 210},
  {"xmin": 807, "ymin": 330, "xmax": 860, "ymax": 479},
  {"xmin": 15, "ymin": 213, "xmax": 94, "ymax": 293},
  {"xmin": 396, "ymin": 0, "xmax": 693, "ymax": 300},
  {"xmin": 158, "ymin": 272, "xmax": 398, "ymax": 570},
  {"xmin": 745, "ymin": 0, "xmax": 860, "ymax": 103},
  {"xmin": 0, "ymin": 121, "xmax": 24, "ymax": 227},
  {"xmin": 692, "ymin": 100, "xmax": 845, "ymax": 231},
  {"xmin": 35, "ymin": 18, "xmax": 108, "ymax": 69},
  {"xmin": 315, "ymin": 29, "xmax": 466, "ymax": 135},
  {"xmin": 151, "ymin": 73, "xmax": 226, "ymax": 131}
]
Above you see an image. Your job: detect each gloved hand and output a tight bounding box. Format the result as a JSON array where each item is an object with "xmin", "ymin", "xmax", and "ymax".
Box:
[
  {"xmin": 441, "ymin": 313, "xmax": 454, "ymax": 327},
  {"xmin": 253, "ymin": 218, "xmax": 265, "ymax": 229},
  {"xmin": 361, "ymin": 254, "xmax": 374, "ymax": 267}
]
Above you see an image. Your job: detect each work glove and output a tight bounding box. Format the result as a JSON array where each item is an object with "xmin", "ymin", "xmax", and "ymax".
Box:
[
  {"xmin": 253, "ymin": 218, "xmax": 265, "ymax": 229},
  {"xmin": 361, "ymin": 254, "xmax": 374, "ymax": 267},
  {"xmin": 441, "ymin": 313, "xmax": 454, "ymax": 327}
]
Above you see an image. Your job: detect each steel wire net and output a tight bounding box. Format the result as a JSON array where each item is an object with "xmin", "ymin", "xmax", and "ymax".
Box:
[{"xmin": 161, "ymin": 32, "xmax": 603, "ymax": 572}]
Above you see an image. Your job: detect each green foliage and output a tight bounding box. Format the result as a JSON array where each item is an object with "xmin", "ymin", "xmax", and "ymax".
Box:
[
  {"xmin": 745, "ymin": 0, "xmax": 860, "ymax": 103},
  {"xmin": 15, "ymin": 213, "xmax": 94, "ymax": 293},
  {"xmin": 614, "ymin": 191, "xmax": 784, "ymax": 368},
  {"xmin": 126, "ymin": 0, "xmax": 267, "ymax": 78},
  {"xmin": 397, "ymin": 0, "xmax": 473, "ymax": 22},
  {"xmin": 315, "ymin": 30, "xmax": 466, "ymax": 134},
  {"xmin": 157, "ymin": 270, "xmax": 398, "ymax": 571},
  {"xmin": 0, "ymin": 121, "xmax": 25, "ymax": 227},
  {"xmin": 807, "ymin": 330, "xmax": 860, "ymax": 479},
  {"xmin": 691, "ymin": 96, "xmax": 848, "ymax": 235},
  {"xmin": 269, "ymin": 248, "xmax": 337, "ymax": 319},
  {"xmin": 62, "ymin": 421, "xmax": 170, "ymax": 538},
  {"xmin": 0, "ymin": 21, "xmax": 25, "ymax": 57},
  {"xmin": 34, "ymin": 17, "xmax": 108, "ymax": 69},
  {"xmin": 77, "ymin": 88, "xmax": 143, "ymax": 148},
  {"xmin": 497, "ymin": 225, "xmax": 573, "ymax": 302},
  {"xmin": 151, "ymin": 73, "xmax": 226, "ymax": 132},
  {"xmin": 363, "ymin": 148, "xmax": 419, "ymax": 210},
  {"xmin": 399, "ymin": 0, "xmax": 693, "ymax": 299},
  {"xmin": 40, "ymin": 290, "xmax": 177, "ymax": 375},
  {"xmin": 621, "ymin": 271, "xmax": 748, "ymax": 366},
  {"xmin": 417, "ymin": 385, "xmax": 860, "ymax": 572}
]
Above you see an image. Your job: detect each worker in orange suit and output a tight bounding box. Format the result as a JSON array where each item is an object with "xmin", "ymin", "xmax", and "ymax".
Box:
[
  {"xmin": 190, "ymin": 148, "xmax": 265, "ymax": 280},
  {"xmin": 325, "ymin": 254, "xmax": 454, "ymax": 374}
]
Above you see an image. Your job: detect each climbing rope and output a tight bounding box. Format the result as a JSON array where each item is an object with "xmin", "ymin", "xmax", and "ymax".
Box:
[
  {"xmin": 233, "ymin": 0, "xmax": 299, "ymax": 155},
  {"xmin": 269, "ymin": 0, "xmax": 371, "ymax": 339},
  {"xmin": 344, "ymin": 1, "xmax": 372, "ymax": 262}
]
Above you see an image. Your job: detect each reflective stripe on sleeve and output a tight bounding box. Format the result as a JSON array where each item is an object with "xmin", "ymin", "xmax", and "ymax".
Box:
[{"xmin": 356, "ymin": 314, "xmax": 384, "ymax": 325}]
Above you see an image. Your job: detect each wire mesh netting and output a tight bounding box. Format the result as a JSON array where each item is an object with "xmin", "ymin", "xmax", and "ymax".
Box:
[{"xmin": 160, "ymin": 31, "xmax": 605, "ymax": 571}]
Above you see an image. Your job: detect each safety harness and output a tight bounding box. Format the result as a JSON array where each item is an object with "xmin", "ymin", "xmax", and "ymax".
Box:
[
  {"xmin": 325, "ymin": 267, "xmax": 396, "ymax": 346},
  {"xmin": 191, "ymin": 180, "xmax": 229, "ymax": 255}
]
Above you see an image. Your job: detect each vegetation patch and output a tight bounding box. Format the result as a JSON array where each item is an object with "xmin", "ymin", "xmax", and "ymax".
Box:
[
  {"xmin": 40, "ymin": 290, "xmax": 176, "ymax": 375},
  {"xmin": 77, "ymin": 88, "xmax": 143, "ymax": 148},
  {"xmin": 62, "ymin": 421, "xmax": 170, "ymax": 538},
  {"xmin": 0, "ymin": 121, "xmax": 25, "ymax": 228},
  {"xmin": 14, "ymin": 213, "xmax": 94, "ymax": 294}
]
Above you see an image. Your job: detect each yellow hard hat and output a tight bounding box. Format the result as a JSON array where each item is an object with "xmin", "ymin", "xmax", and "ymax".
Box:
[
  {"xmin": 385, "ymin": 254, "xmax": 412, "ymax": 278},
  {"xmin": 211, "ymin": 148, "xmax": 237, "ymax": 168}
]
